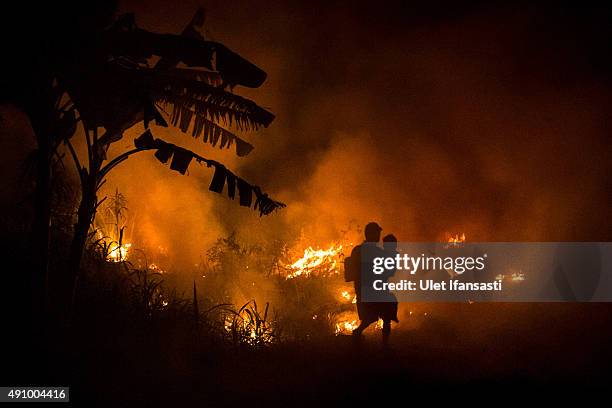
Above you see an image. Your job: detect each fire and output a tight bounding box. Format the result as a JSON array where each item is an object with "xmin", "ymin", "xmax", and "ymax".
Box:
[
  {"xmin": 340, "ymin": 290, "xmax": 357, "ymax": 303},
  {"xmin": 223, "ymin": 315, "xmax": 275, "ymax": 345},
  {"xmin": 334, "ymin": 316, "xmax": 386, "ymax": 335},
  {"xmin": 335, "ymin": 319, "xmax": 358, "ymax": 335},
  {"xmin": 284, "ymin": 240, "xmax": 400, "ymax": 337},
  {"xmin": 96, "ymin": 230, "xmax": 131, "ymax": 262},
  {"xmin": 285, "ymin": 244, "xmax": 343, "ymax": 279},
  {"xmin": 448, "ymin": 233, "xmax": 466, "ymax": 244},
  {"xmin": 375, "ymin": 319, "xmax": 384, "ymax": 330},
  {"xmin": 496, "ymin": 271, "xmax": 526, "ymax": 282},
  {"xmin": 107, "ymin": 242, "xmax": 131, "ymax": 262},
  {"xmin": 93, "ymin": 189, "xmax": 132, "ymax": 263}
]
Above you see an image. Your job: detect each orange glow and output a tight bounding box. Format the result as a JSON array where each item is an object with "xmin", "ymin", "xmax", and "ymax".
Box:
[
  {"xmin": 96, "ymin": 230, "xmax": 131, "ymax": 263},
  {"xmin": 284, "ymin": 244, "xmax": 343, "ymax": 279},
  {"xmin": 448, "ymin": 233, "xmax": 466, "ymax": 244},
  {"xmin": 334, "ymin": 319, "xmax": 358, "ymax": 335}
]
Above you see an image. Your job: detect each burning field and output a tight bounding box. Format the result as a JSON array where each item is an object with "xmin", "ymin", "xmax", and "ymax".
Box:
[
  {"xmin": 88, "ymin": 194, "xmax": 475, "ymax": 345},
  {"xmin": 1, "ymin": 0, "xmax": 612, "ymax": 405}
]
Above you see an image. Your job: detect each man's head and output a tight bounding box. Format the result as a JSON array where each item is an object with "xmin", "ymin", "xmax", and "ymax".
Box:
[
  {"xmin": 383, "ymin": 234, "xmax": 397, "ymax": 251},
  {"xmin": 364, "ymin": 222, "xmax": 382, "ymax": 242}
]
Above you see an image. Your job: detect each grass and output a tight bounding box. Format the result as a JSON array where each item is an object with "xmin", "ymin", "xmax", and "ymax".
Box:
[{"xmin": 222, "ymin": 300, "xmax": 280, "ymax": 347}]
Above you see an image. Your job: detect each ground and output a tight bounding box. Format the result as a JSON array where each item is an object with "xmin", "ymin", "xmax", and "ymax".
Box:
[{"xmin": 9, "ymin": 303, "xmax": 608, "ymax": 406}]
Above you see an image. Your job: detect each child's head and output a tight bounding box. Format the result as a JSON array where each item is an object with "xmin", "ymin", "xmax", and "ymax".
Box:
[{"xmin": 383, "ymin": 234, "xmax": 397, "ymax": 250}]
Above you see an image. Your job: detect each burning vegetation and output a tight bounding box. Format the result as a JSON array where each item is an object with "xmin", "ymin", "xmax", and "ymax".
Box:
[
  {"xmin": 283, "ymin": 244, "xmax": 343, "ymax": 279},
  {"xmin": 86, "ymin": 201, "xmax": 483, "ymax": 344},
  {"xmin": 85, "ymin": 194, "xmax": 531, "ymax": 344},
  {"xmin": 87, "ymin": 197, "xmax": 377, "ymax": 342},
  {"xmin": 85, "ymin": 179, "xmax": 532, "ymax": 345}
]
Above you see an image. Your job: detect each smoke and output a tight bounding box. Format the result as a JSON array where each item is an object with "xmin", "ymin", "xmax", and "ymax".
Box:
[{"xmin": 91, "ymin": 0, "xmax": 612, "ymax": 275}]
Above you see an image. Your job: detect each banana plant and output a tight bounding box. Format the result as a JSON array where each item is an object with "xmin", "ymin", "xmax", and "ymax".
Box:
[{"xmin": 1, "ymin": 5, "xmax": 285, "ymax": 321}]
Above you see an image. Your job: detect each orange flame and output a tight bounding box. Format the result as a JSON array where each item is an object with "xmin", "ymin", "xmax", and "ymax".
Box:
[
  {"xmin": 448, "ymin": 233, "xmax": 466, "ymax": 244},
  {"xmin": 285, "ymin": 244, "xmax": 343, "ymax": 279}
]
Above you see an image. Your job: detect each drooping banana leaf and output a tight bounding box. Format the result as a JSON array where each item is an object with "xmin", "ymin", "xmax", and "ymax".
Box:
[{"xmin": 131, "ymin": 130, "xmax": 284, "ymax": 215}]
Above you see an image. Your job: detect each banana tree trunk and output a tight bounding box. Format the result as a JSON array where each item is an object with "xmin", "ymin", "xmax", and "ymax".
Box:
[
  {"xmin": 26, "ymin": 95, "xmax": 54, "ymax": 327},
  {"xmin": 67, "ymin": 172, "xmax": 97, "ymax": 320},
  {"xmin": 31, "ymin": 130, "xmax": 51, "ymax": 323}
]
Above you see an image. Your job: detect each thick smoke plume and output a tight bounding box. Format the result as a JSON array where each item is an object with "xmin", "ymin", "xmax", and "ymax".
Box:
[{"xmin": 95, "ymin": 1, "xmax": 612, "ymax": 272}]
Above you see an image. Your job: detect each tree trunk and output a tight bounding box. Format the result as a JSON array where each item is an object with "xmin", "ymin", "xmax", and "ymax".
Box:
[
  {"xmin": 26, "ymin": 97, "xmax": 54, "ymax": 328},
  {"xmin": 67, "ymin": 174, "xmax": 97, "ymax": 321},
  {"xmin": 31, "ymin": 130, "xmax": 51, "ymax": 324}
]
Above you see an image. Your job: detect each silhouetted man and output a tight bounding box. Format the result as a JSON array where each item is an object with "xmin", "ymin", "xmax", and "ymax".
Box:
[{"xmin": 351, "ymin": 222, "xmax": 386, "ymax": 337}]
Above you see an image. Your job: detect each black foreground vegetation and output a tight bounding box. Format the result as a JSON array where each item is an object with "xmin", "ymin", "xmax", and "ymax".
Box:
[{"xmin": 1, "ymin": 3, "xmax": 284, "ymax": 328}]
